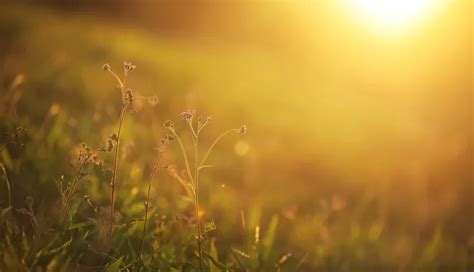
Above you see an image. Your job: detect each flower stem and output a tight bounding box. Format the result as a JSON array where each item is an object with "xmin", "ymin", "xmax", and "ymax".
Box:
[
  {"xmin": 193, "ymin": 132, "xmax": 204, "ymax": 272},
  {"xmin": 109, "ymin": 103, "xmax": 128, "ymax": 240},
  {"xmin": 60, "ymin": 149, "xmax": 100, "ymax": 228},
  {"xmin": 171, "ymin": 130, "xmax": 194, "ymax": 185},
  {"xmin": 0, "ymin": 163, "xmax": 11, "ymax": 208},
  {"xmin": 139, "ymin": 149, "xmax": 163, "ymax": 259},
  {"xmin": 200, "ymin": 129, "xmax": 235, "ymax": 168}
]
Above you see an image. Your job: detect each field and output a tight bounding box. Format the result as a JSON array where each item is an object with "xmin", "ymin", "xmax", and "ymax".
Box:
[{"xmin": 0, "ymin": 2, "xmax": 472, "ymax": 271}]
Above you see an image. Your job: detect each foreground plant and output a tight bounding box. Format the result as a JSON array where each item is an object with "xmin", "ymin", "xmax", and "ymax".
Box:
[
  {"xmin": 59, "ymin": 143, "xmax": 105, "ymax": 227},
  {"xmin": 102, "ymin": 61, "xmax": 136, "ymax": 239},
  {"xmin": 138, "ymin": 133, "xmax": 174, "ymax": 259},
  {"xmin": 102, "ymin": 61, "xmax": 160, "ymax": 245},
  {"xmin": 164, "ymin": 111, "xmax": 246, "ymax": 271}
]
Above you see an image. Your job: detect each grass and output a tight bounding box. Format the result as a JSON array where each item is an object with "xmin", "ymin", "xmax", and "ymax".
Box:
[{"xmin": 0, "ymin": 3, "xmax": 472, "ymax": 271}]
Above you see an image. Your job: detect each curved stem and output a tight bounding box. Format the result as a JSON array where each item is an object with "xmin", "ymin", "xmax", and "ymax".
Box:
[
  {"xmin": 139, "ymin": 149, "xmax": 163, "ymax": 259},
  {"xmin": 107, "ymin": 70, "xmax": 124, "ymax": 90},
  {"xmin": 109, "ymin": 103, "xmax": 129, "ymax": 239},
  {"xmin": 0, "ymin": 163, "xmax": 11, "ymax": 207},
  {"xmin": 171, "ymin": 130, "xmax": 194, "ymax": 185},
  {"xmin": 200, "ymin": 129, "xmax": 235, "ymax": 168}
]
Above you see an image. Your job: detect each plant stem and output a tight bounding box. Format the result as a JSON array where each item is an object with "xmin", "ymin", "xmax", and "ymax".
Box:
[
  {"xmin": 193, "ymin": 131, "xmax": 204, "ymax": 272},
  {"xmin": 200, "ymin": 129, "xmax": 235, "ymax": 168},
  {"xmin": 60, "ymin": 149, "xmax": 100, "ymax": 227},
  {"xmin": 109, "ymin": 103, "xmax": 129, "ymax": 239},
  {"xmin": 139, "ymin": 149, "xmax": 163, "ymax": 259},
  {"xmin": 171, "ymin": 130, "xmax": 194, "ymax": 184},
  {"xmin": 0, "ymin": 163, "xmax": 11, "ymax": 207}
]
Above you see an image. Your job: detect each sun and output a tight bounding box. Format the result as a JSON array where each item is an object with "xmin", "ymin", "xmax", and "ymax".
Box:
[{"xmin": 347, "ymin": 0, "xmax": 440, "ymax": 32}]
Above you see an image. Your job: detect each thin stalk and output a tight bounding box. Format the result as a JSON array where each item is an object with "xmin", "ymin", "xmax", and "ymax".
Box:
[
  {"xmin": 109, "ymin": 103, "xmax": 129, "ymax": 238},
  {"xmin": 107, "ymin": 70, "xmax": 124, "ymax": 91},
  {"xmin": 139, "ymin": 149, "xmax": 163, "ymax": 259},
  {"xmin": 170, "ymin": 130, "xmax": 194, "ymax": 184},
  {"xmin": 200, "ymin": 129, "xmax": 235, "ymax": 168},
  {"xmin": 0, "ymin": 163, "xmax": 11, "ymax": 207},
  {"xmin": 193, "ymin": 131, "xmax": 204, "ymax": 272},
  {"xmin": 60, "ymin": 149, "xmax": 100, "ymax": 227},
  {"xmin": 231, "ymin": 249, "xmax": 246, "ymax": 271}
]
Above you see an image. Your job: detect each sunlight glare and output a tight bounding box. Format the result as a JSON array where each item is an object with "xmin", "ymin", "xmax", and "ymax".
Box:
[{"xmin": 348, "ymin": 0, "xmax": 439, "ymax": 31}]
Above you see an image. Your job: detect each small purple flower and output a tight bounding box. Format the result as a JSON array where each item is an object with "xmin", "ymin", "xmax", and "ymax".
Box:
[{"xmin": 180, "ymin": 110, "xmax": 194, "ymax": 121}]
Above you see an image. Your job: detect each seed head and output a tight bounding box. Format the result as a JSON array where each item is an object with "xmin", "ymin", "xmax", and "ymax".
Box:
[
  {"xmin": 180, "ymin": 110, "xmax": 193, "ymax": 122},
  {"xmin": 148, "ymin": 96, "xmax": 159, "ymax": 106},
  {"xmin": 198, "ymin": 115, "xmax": 213, "ymax": 127},
  {"xmin": 124, "ymin": 89, "xmax": 133, "ymax": 104},
  {"xmin": 163, "ymin": 120, "xmax": 174, "ymax": 129},
  {"xmin": 110, "ymin": 134, "xmax": 118, "ymax": 142},
  {"xmin": 238, "ymin": 125, "xmax": 247, "ymax": 134},
  {"xmin": 165, "ymin": 133, "xmax": 175, "ymax": 142},
  {"xmin": 102, "ymin": 63, "xmax": 111, "ymax": 71},
  {"xmin": 123, "ymin": 61, "xmax": 136, "ymax": 73},
  {"xmin": 106, "ymin": 139, "xmax": 114, "ymax": 152}
]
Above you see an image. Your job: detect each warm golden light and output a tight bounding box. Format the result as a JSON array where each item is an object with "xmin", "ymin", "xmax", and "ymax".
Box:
[{"xmin": 348, "ymin": 0, "xmax": 439, "ymax": 31}]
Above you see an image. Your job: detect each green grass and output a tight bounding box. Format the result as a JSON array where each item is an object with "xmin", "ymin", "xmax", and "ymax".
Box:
[{"xmin": 0, "ymin": 3, "xmax": 472, "ymax": 271}]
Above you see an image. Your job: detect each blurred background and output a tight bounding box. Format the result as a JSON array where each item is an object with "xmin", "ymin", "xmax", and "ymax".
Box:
[{"xmin": 0, "ymin": 0, "xmax": 472, "ymax": 270}]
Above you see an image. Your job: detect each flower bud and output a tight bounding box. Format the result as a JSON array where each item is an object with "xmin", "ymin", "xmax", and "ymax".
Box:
[
  {"xmin": 180, "ymin": 110, "xmax": 193, "ymax": 121},
  {"xmin": 123, "ymin": 61, "xmax": 136, "ymax": 73},
  {"xmin": 163, "ymin": 120, "xmax": 174, "ymax": 129}
]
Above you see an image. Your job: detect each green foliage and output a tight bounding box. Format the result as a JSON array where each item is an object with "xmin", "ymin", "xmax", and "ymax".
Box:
[
  {"xmin": 105, "ymin": 257, "xmax": 123, "ymax": 272},
  {"xmin": 0, "ymin": 3, "xmax": 471, "ymax": 272}
]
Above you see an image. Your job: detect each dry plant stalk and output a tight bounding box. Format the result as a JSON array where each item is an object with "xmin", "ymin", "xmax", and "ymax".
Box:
[
  {"xmin": 164, "ymin": 112, "xmax": 246, "ymax": 271},
  {"xmin": 103, "ymin": 61, "xmax": 136, "ymax": 239},
  {"xmin": 138, "ymin": 133, "xmax": 174, "ymax": 258}
]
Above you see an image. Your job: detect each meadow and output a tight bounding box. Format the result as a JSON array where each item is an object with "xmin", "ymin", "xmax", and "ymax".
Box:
[{"xmin": 0, "ymin": 2, "xmax": 472, "ymax": 271}]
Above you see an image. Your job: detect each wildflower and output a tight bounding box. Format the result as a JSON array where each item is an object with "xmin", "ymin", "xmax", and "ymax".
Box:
[
  {"xmin": 163, "ymin": 120, "xmax": 174, "ymax": 129},
  {"xmin": 124, "ymin": 89, "xmax": 133, "ymax": 104},
  {"xmin": 106, "ymin": 139, "xmax": 114, "ymax": 152},
  {"xmin": 198, "ymin": 115, "xmax": 213, "ymax": 127},
  {"xmin": 180, "ymin": 110, "xmax": 193, "ymax": 121},
  {"xmin": 110, "ymin": 134, "xmax": 118, "ymax": 142},
  {"xmin": 166, "ymin": 133, "xmax": 175, "ymax": 142},
  {"xmin": 102, "ymin": 63, "xmax": 111, "ymax": 71},
  {"xmin": 123, "ymin": 61, "xmax": 136, "ymax": 73},
  {"xmin": 148, "ymin": 96, "xmax": 159, "ymax": 106},
  {"xmin": 238, "ymin": 125, "xmax": 247, "ymax": 134}
]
